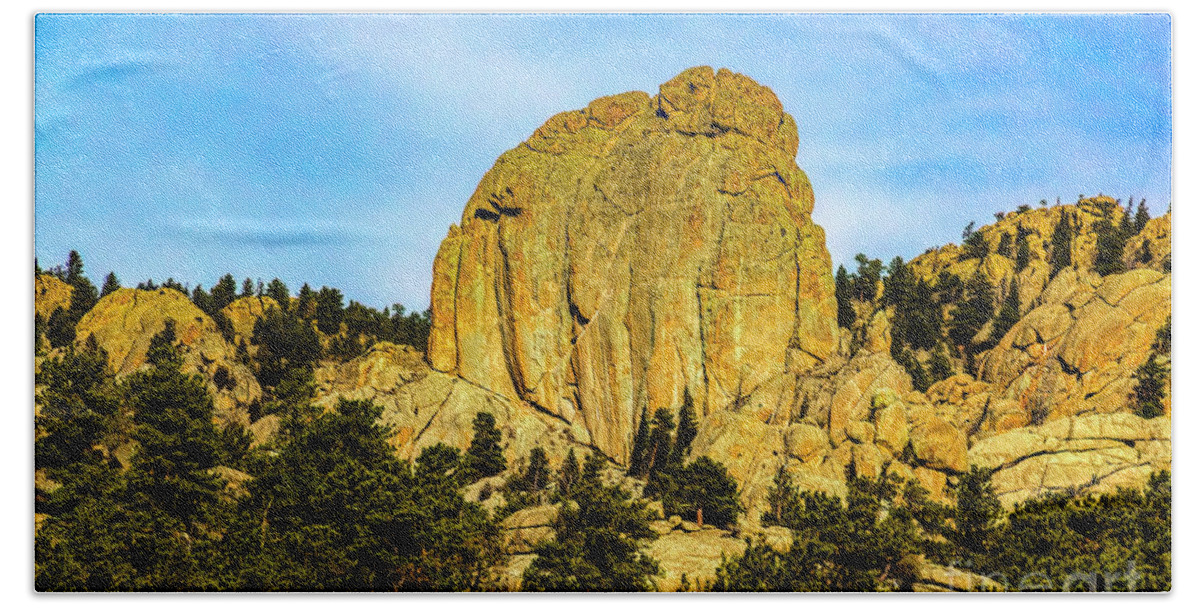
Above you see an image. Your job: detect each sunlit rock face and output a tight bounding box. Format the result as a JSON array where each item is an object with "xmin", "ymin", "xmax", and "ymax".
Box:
[{"xmin": 427, "ymin": 66, "xmax": 839, "ymax": 463}]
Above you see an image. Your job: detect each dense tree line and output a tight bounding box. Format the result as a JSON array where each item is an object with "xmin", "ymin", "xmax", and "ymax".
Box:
[
  {"xmin": 35, "ymin": 251, "xmax": 432, "ymax": 361},
  {"xmin": 35, "ymin": 326, "xmax": 506, "ymax": 590},
  {"xmin": 711, "ymin": 465, "xmax": 1170, "ymax": 592}
]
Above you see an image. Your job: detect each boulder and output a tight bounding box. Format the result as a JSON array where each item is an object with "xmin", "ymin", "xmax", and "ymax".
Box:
[{"xmin": 908, "ymin": 407, "xmax": 968, "ymax": 473}]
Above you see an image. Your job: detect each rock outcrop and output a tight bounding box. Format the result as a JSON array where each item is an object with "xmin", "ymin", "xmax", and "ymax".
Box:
[
  {"xmin": 220, "ymin": 295, "xmax": 281, "ymax": 345},
  {"xmin": 427, "ymin": 67, "xmax": 839, "ymax": 463},
  {"xmin": 978, "ymin": 267, "xmax": 1170, "ymax": 423},
  {"xmin": 35, "ymin": 274, "xmax": 73, "ymax": 319},
  {"xmin": 968, "ymin": 412, "xmax": 1170, "ymax": 508},
  {"xmin": 909, "ymin": 196, "xmax": 1129, "ymax": 311},
  {"xmin": 73, "ymin": 288, "xmax": 261, "ymax": 424}
]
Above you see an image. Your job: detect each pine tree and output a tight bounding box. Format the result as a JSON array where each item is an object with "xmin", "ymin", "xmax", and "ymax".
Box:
[
  {"xmin": 314, "ymin": 287, "xmax": 345, "ymax": 334},
  {"xmin": 988, "ymin": 282, "xmax": 1022, "ymax": 346},
  {"xmin": 1140, "ymin": 239, "xmax": 1153, "ymax": 264},
  {"xmin": 1134, "ymin": 199, "xmax": 1151, "ymax": 233},
  {"xmin": 952, "ymin": 466, "xmax": 1002, "ymax": 559},
  {"xmin": 521, "ymin": 447, "xmax": 550, "ymax": 492},
  {"xmin": 627, "ymin": 405, "xmax": 651, "ymax": 478},
  {"xmin": 1049, "ymin": 214, "xmax": 1073, "ymax": 276},
  {"xmin": 295, "ymin": 283, "xmax": 315, "ymax": 319},
  {"xmin": 763, "ymin": 465, "xmax": 801, "ymax": 527},
  {"xmin": 834, "ymin": 265, "xmax": 855, "ymax": 328},
  {"xmin": 122, "ymin": 322, "xmax": 226, "ymax": 589},
  {"xmin": 521, "ymin": 456, "xmax": 659, "ymax": 591},
  {"xmin": 211, "ymin": 274, "xmax": 238, "ymax": 311},
  {"xmin": 644, "ymin": 408, "xmax": 675, "ymax": 477},
  {"xmin": 670, "ymin": 388, "xmax": 699, "ymax": 465},
  {"xmin": 1094, "ymin": 218, "xmax": 1127, "ymax": 276},
  {"xmin": 241, "ymin": 278, "xmax": 255, "ymax": 298},
  {"xmin": 1014, "ymin": 227, "xmax": 1032, "ymax": 272},
  {"xmin": 1119, "ymin": 202, "xmax": 1134, "ymax": 238},
  {"xmin": 558, "ymin": 448, "xmax": 581, "ymax": 497},
  {"xmin": 65, "ymin": 250, "xmax": 84, "ymax": 285},
  {"xmin": 928, "ymin": 346, "xmax": 953, "ymax": 383},
  {"xmin": 100, "ymin": 272, "xmax": 121, "ymax": 298},
  {"xmin": 465, "ymin": 412, "xmax": 506, "ymax": 481},
  {"xmin": 1132, "ymin": 356, "xmax": 1167, "ymax": 419},
  {"xmin": 996, "ymin": 232, "xmax": 1013, "ymax": 258},
  {"xmin": 190, "ymin": 285, "xmax": 213, "ymax": 315},
  {"xmin": 266, "ymin": 278, "xmax": 289, "ymax": 307},
  {"xmin": 947, "ymin": 272, "xmax": 995, "ymax": 354}
]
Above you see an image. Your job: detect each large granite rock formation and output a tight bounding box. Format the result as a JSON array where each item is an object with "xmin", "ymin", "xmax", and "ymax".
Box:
[{"xmin": 427, "ymin": 66, "xmax": 839, "ymax": 464}]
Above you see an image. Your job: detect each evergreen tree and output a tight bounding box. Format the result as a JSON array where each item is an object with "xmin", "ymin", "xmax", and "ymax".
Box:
[
  {"xmin": 121, "ymin": 321, "xmax": 227, "ymax": 589},
  {"xmin": 947, "ymin": 272, "xmax": 995, "ymax": 355},
  {"xmin": 295, "ymin": 283, "xmax": 315, "ymax": 319},
  {"xmin": 464, "ymin": 412, "xmax": 506, "ymax": 481},
  {"xmin": 1134, "ymin": 199, "xmax": 1151, "ymax": 233},
  {"xmin": 516, "ymin": 447, "xmax": 550, "ymax": 492},
  {"xmin": 521, "ymin": 461, "xmax": 659, "ymax": 591},
  {"xmin": 928, "ymin": 346, "xmax": 954, "ymax": 383},
  {"xmin": 241, "ymin": 278, "xmax": 255, "ymax": 298},
  {"xmin": 851, "ymin": 254, "xmax": 883, "ymax": 301},
  {"xmin": 987, "ymin": 282, "xmax": 1022, "ymax": 347},
  {"xmin": 996, "ymin": 232, "xmax": 1013, "ymax": 257},
  {"xmin": 46, "ymin": 306, "xmax": 76, "ymax": 349},
  {"xmin": 951, "ymin": 466, "xmax": 1002, "ymax": 560},
  {"xmin": 265, "ymin": 278, "xmax": 289, "ymax": 308},
  {"xmin": 229, "ymin": 401, "xmax": 503, "ymax": 590},
  {"xmin": 762, "ymin": 465, "xmax": 801, "ymax": 527},
  {"xmin": 1140, "ymin": 239, "xmax": 1153, "ymax": 264},
  {"xmin": 1132, "ymin": 356, "xmax": 1167, "ymax": 419},
  {"xmin": 210, "ymin": 274, "xmax": 238, "ymax": 311},
  {"xmin": 65, "ymin": 250, "xmax": 84, "ymax": 285},
  {"xmin": 664, "ymin": 456, "xmax": 741, "ymax": 528},
  {"xmin": 35, "ymin": 338, "xmax": 117, "ymax": 475},
  {"xmin": 314, "ymin": 286, "xmax": 345, "ymax": 334},
  {"xmin": 962, "ymin": 230, "xmax": 988, "ymax": 259},
  {"xmin": 162, "ymin": 278, "xmax": 186, "ymax": 294},
  {"xmin": 1014, "ymin": 227, "xmax": 1032, "ymax": 272},
  {"xmin": 251, "ymin": 307, "xmax": 321, "ymax": 388},
  {"xmin": 100, "ymin": 272, "xmax": 121, "ymax": 297},
  {"xmin": 669, "ymin": 389, "xmax": 699, "ymax": 465},
  {"xmin": 190, "ymin": 285, "xmax": 213, "ymax": 316},
  {"xmin": 712, "ymin": 473, "xmax": 923, "ymax": 591},
  {"xmin": 1152, "ymin": 317, "xmax": 1170, "ymax": 356},
  {"xmin": 1119, "ymin": 202, "xmax": 1135, "ymax": 238},
  {"xmin": 627, "ymin": 405, "xmax": 651, "ymax": 478},
  {"xmin": 1094, "ymin": 218, "xmax": 1127, "ymax": 276},
  {"xmin": 1049, "ymin": 214, "xmax": 1073, "ymax": 276},
  {"xmin": 834, "ymin": 265, "xmax": 855, "ymax": 328},
  {"xmin": 557, "ymin": 448, "xmax": 581, "ymax": 497}
]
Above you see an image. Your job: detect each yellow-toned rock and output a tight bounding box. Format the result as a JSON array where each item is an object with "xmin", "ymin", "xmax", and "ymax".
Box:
[
  {"xmin": 874, "ymin": 401, "xmax": 909, "ymax": 456},
  {"xmin": 220, "ymin": 296, "xmax": 280, "ymax": 344},
  {"xmin": 784, "ymin": 423, "xmax": 828, "ymax": 464},
  {"xmin": 908, "ymin": 407, "xmax": 968, "ymax": 473},
  {"xmin": 427, "ymin": 67, "xmax": 839, "ymax": 466},
  {"xmin": 35, "ymin": 274, "xmax": 73, "ymax": 319}
]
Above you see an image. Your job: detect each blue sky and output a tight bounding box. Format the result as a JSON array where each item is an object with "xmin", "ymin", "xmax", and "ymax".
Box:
[{"xmin": 34, "ymin": 13, "xmax": 1171, "ymax": 310}]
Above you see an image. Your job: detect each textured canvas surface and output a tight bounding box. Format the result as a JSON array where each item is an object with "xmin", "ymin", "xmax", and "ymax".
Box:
[{"xmin": 34, "ymin": 13, "xmax": 1171, "ymax": 592}]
